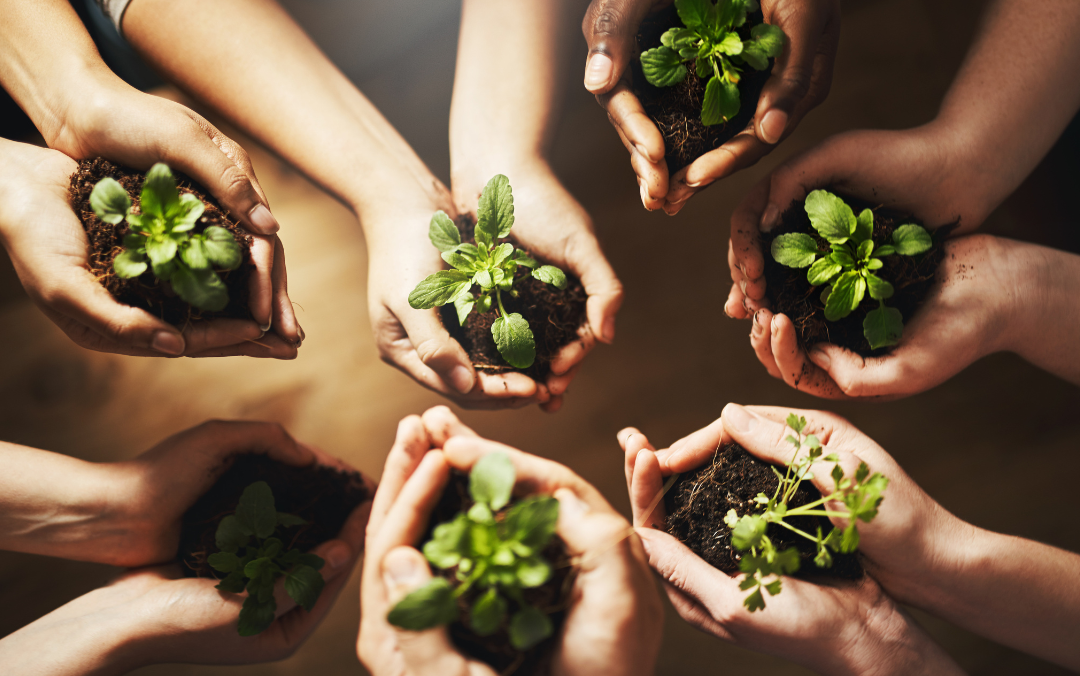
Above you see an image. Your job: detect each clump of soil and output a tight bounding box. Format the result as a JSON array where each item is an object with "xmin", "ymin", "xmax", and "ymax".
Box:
[
  {"xmin": 762, "ymin": 191, "xmax": 950, "ymax": 357},
  {"xmin": 423, "ymin": 471, "xmax": 574, "ymax": 676},
  {"xmin": 664, "ymin": 442, "xmax": 862, "ymax": 580},
  {"xmin": 69, "ymin": 158, "xmax": 255, "ymax": 327},
  {"xmin": 178, "ymin": 454, "xmax": 370, "ymax": 579},
  {"xmin": 632, "ymin": 6, "xmax": 773, "ymax": 175},
  {"xmin": 438, "ymin": 216, "xmax": 587, "ymax": 382}
]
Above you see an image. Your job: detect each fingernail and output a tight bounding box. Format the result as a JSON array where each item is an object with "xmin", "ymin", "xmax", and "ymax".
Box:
[
  {"xmin": 752, "ymin": 311, "xmax": 764, "ymax": 336},
  {"xmin": 259, "ymin": 320, "xmax": 272, "ymax": 333},
  {"xmin": 637, "ymin": 532, "xmax": 653, "ymax": 558},
  {"xmin": 450, "ymin": 365, "xmax": 475, "ymax": 394},
  {"xmin": 724, "ymin": 300, "xmax": 735, "ymax": 318},
  {"xmin": 247, "ymin": 204, "xmax": 280, "ymax": 235},
  {"xmin": 584, "ymin": 53, "xmax": 614, "ymax": 91},
  {"xmin": 297, "ymin": 324, "xmax": 306, "ymax": 347},
  {"xmin": 633, "ymin": 143, "xmax": 655, "ymax": 164},
  {"xmin": 383, "ymin": 549, "xmax": 423, "ymax": 587},
  {"xmin": 809, "ymin": 347, "xmax": 830, "ymax": 370},
  {"xmin": 740, "ymin": 279, "xmax": 748, "ymax": 296},
  {"xmin": 723, "ymin": 403, "xmax": 755, "ymax": 435},
  {"xmin": 640, "ymin": 181, "xmax": 652, "ymax": 209},
  {"xmin": 151, "ymin": 331, "xmax": 185, "ymax": 356},
  {"xmin": 556, "ymin": 489, "xmax": 590, "ymax": 519},
  {"xmin": 602, "ymin": 316, "xmax": 616, "ymax": 343},
  {"xmin": 323, "ymin": 543, "xmax": 350, "ymax": 571},
  {"xmin": 759, "ymin": 109, "xmax": 788, "ymax": 145},
  {"xmin": 760, "ymin": 203, "xmax": 780, "ymax": 232}
]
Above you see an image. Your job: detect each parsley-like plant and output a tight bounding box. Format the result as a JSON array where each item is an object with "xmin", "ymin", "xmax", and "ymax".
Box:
[
  {"xmin": 90, "ymin": 163, "xmax": 242, "ymax": 312},
  {"xmin": 206, "ymin": 481, "xmax": 327, "ymax": 636},
  {"xmin": 387, "ymin": 452, "xmax": 561, "ymax": 651},
  {"xmin": 724, "ymin": 414, "xmax": 888, "ymax": 612},
  {"xmin": 640, "ymin": 0, "xmax": 785, "ymax": 126},
  {"xmin": 770, "ymin": 190, "xmax": 934, "ymax": 349},
  {"xmin": 408, "ymin": 175, "xmax": 568, "ymax": 369}
]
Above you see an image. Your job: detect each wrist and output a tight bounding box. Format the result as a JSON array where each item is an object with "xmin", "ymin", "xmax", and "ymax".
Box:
[
  {"xmin": 450, "ymin": 155, "xmax": 552, "ymax": 212},
  {"xmin": 829, "ymin": 600, "xmax": 960, "ymax": 676}
]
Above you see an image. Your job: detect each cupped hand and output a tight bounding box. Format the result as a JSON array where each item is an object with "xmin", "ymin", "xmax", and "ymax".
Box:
[{"xmin": 583, "ymin": 0, "xmax": 839, "ymax": 213}]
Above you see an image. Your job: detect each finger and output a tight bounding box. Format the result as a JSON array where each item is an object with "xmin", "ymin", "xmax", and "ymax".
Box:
[
  {"xmin": 184, "ymin": 420, "xmax": 313, "ymax": 467},
  {"xmin": 369, "ymin": 452, "xmax": 449, "ymax": 558},
  {"xmin": 247, "ymin": 234, "xmax": 274, "ymax": 331},
  {"xmin": 601, "ymin": 83, "xmax": 667, "ymax": 166},
  {"xmin": 567, "ymin": 242, "xmax": 623, "ymax": 346},
  {"xmin": 729, "ymin": 179, "xmax": 769, "ymax": 299},
  {"xmin": 183, "ymin": 329, "xmax": 298, "ymax": 359},
  {"xmin": 583, "ymin": 0, "xmax": 655, "ymax": 95},
  {"xmin": 679, "ymin": 130, "xmax": 772, "ymax": 194},
  {"xmin": 630, "ymin": 449, "xmax": 666, "ymax": 528},
  {"xmin": 270, "ymin": 236, "xmax": 299, "ymax": 343},
  {"xmin": 750, "ymin": 309, "xmax": 783, "ymax": 379},
  {"xmin": 631, "ymin": 147, "xmax": 668, "ymax": 210},
  {"xmin": 619, "ymin": 428, "xmax": 656, "ymax": 493},
  {"xmin": 539, "ymin": 394, "xmax": 564, "ymax": 414},
  {"xmin": 546, "ymin": 363, "xmax": 581, "ymax": 397},
  {"xmin": 808, "ymin": 342, "xmax": 912, "ymax": 399},
  {"xmin": 770, "ymin": 312, "xmax": 848, "ymax": 398},
  {"xmin": 658, "ymin": 416, "xmax": 726, "ymax": 474},
  {"xmin": 369, "ymin": 416, "xmax": 432, "ymax": 536},
  {"xmin": 382, "ymin": 307, "xmax": 477, "ymax": 396},
  {"xmin": 421, "ymin": 406, "xmax": 480, "ymax": 447}
]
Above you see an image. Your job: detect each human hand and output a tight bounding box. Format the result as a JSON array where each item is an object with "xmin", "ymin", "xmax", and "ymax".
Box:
[
  {"xmin": 582, "ymin": 0, "xmax": 839, "ymax": 213},
  {"xmin": 0, "ymin": 137, "xmax": 297, "ymax": 357}
]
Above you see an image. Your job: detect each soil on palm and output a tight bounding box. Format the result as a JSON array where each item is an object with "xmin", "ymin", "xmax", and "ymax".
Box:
[
  {"xmin": 423, "ymin": 470, "xmax": 574, "ymax": 676},
  {"xmin": 762, "ymin": 192, "xmax": 950, "ymax": 357},
  {"xmin": 632, "ymin": 6, "xmax": 773, "ymax": 175},
  {"xmin": 665, "ymin": 442, "xmax": 862, "ymax": 580},
  {"xmin": 178, "ymin": 454, "xmax": 370, "ymax": 578},
  {"xmin": 69, "ymin": 158, "xmax": 254, "ymax": 327},
  {"xmin": 439, "ymin": 216, "xmax": 587, "ymax": 382}
]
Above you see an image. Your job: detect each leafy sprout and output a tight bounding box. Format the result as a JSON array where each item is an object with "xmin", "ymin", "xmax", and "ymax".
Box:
[
  {"xmin": 724, "ymin": 414, "xmax": 888, "ymax": 612},
  {"xmin": 640, "ymin": 0, "xmax": 785, "ymax": 126},
  {"xmin": 90, "ymin": 163, "xmax": 242, "ymax": 312},
  {"xmin": 770, "ymin": 190, "xmax": 934, "ymax": 349},
  {"xmin": 206, "ymin": 481, "xmax": 326, "ymax": 636},
  {"xmin": 387, "ymin": 452, "xmax": 561, "ymax": 651},
  {"xmin": 408, "ymin": 175, "xmax": 568, "ymax": 369}
]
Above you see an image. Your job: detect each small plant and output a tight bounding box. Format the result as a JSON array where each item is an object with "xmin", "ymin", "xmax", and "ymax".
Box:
[
  {"xmin": 90, "ymin": 163, "xmax": 242, "ymax": 312},
  {"xmin": 724, "ymin": 414, "xmax": 888, "ymax": 612},
  {"xmin": 388, "ymin": 452, "xmax": 561, "ymax": 651},
  {"xmin": 206, "ymin": 481, "xmax": 326, "ymax": 636},
  {"xmin": 639, "ymin": 0, "xmax": 785, "ymax": 126},
  {"xmin": 408, "ymin": 175, "xmax": 567, "ymax": 369},
  {"xmin": 770, "ymin": 190, "xmax": 933, "ymax": 349}
]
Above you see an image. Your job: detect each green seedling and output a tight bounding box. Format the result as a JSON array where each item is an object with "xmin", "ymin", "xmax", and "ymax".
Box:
[
  {"xmin": 639, "ymin": 0, "xmax": 785, "ymax": 126},
  {"xmin": 725, "ymin": 413, "xmax": 888, "ymax": 612},
  {"xmin": 387, "ymin": 452, "xmax": 561, "ymax": 651},
  {"xmin": 207, "ymin": 481, "xmax": 326, "ymax": 636},
  {"xmin": 408, "ymin": 175, "xmax": 568, "ymax": 369},
  {"xmin": 770, "ymin": 190, "xmax": 934, "ymax": 349},
  {"xmin": 90, "ymin": 163, "xmax": 242, "ymax": 312}
]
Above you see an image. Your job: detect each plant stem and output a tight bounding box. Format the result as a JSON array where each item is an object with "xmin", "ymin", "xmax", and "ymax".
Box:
[
  {"xmin": 495, "ymin": 288, "xmax": 508, "ymax": 319},
  {"xmin": 772, "ymin": 518, "xmax": 817, "ymax": 543}
]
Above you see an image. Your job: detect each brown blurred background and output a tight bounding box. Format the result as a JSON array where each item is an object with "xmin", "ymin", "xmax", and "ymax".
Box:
[{"xmin": 1, "ymin": 0, "xmax": 1078, "ymax": 674}]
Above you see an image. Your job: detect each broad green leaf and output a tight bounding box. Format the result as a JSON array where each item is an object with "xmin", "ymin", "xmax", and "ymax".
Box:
[
  {"xmin": 702, "ymin": 76, "xmax": 740, "ymax": 126},
  {"xmin": 866, "ymin": 257, "xmax": 884, "ymax": 270},
  {"xmin": 203, "ymin": 226, "xmax": 242, "ymax": 270},
  {"xmin": 238, "ymin": 595, "xmax": 277, "ymax": 636},
  {"xmin": 215, "ymin": 515, "xmax": 251, "ymax": 552},
  {"xmin": 387, "ymin": 578, "xmax": 458, "ymax": 630},
  {"xmin": 716, "ymin": 31, "xmax": 743, "ymax": 55},
  {"xmin": 806, "ymin": 257, "xmax": 842, "ymax": 286},
  {"xmin": 891, "ymin": 224, "xmax": 932, "ymax": 255},
  {"xmin": 640, "ymin": 46, "xmax": 687, "ymax": 88},
  {"xmin": 775, "ymin": 546, "xmax": 801, "ymax": 574},
  {"xmin": 865, "ymin": 273, "xmax": 894, "ymax": 300},
  {"xmin": 474, "ymin": 269, "xmax": 494, "ymax": 289},
  {"xmin": 750, "ymin": 23, "xmax": 785, "ymax": 56},
  {"xmin": 236, "ymin": 481, "xmax": 278, "ymax": 540},
  {"xmin": 208, "ymin": 551, "xmax": 241, "ymax": 573},
  {"xmin": 244, "ymin": 556, "xmax": 275, "ymax": 584},
  {"xmin": 428, "ymin": 211, "xmax": 461, "ymax": 253},
  {"xmin": 284, "ymin": 564, "xmax": 325, "ymax": 612},
  {"xmin": 743, "ymin": 588, "xmax": 766, "ymax": 612},
  {"xmin": 814, "ymin": 541, "xmax": 834, "ymax": 568},
  {"xmin": 511, "ymin": 251, "xmax": 537, "ymax": 268},
  {"xmin": 503, "ymin": 496, "xmax": 559, "ymax": 549},
  {"xmin": 424, "ymin": 514, "xmax": 469, "ymax": 568},
  {"xmin": 531, "ymin": 264, "xmax": 568, "ymax": 290},
  {"xmin": 468, "ymin": 502, "xmax": 494, "ymax": 524},
  {"xmin": 786, "ymin": 413, "xmax": 804, "ymax": 433},
  {"xmin": 171, "ymin": 193, "xmax": 205, "ymax": 232},
  {"xmin": 277, "ymin": 512, "xmax": 307, "ymax": 527},
  {"xmin": 469, "ymin": 451, "xmax": 515, "ymax": 511},
  {"xmin": 476, "ymin": 174, "xmax": 515, "ymax": 245},
  {"xmin": 491, "ymin": 313, "xmax": 536, "ymax": 369},
  {"xmin": 181, "ymin": 237, "xmax": 210, "ymax": 270},
  {"xmin": 731, "ymin": 514, "xmax": 767, "ymax": 550},
  {"xmin": 830, "ymin": 250, "xmax": 854, "ymax": 268},
  {"xmin": 739, "ymin": 41, "xmax": 769, "ymax": 70},
  {"xmin": 515, "ymin": 556, "xmax": 552, "ymax": 588},
  {"xmin": 260, "ymin": 537, "xmax": 283, "ymax": 560},
  {"xmin": 170, "ymin": 264, "xmax": 229, "ymax": 312},
  {"xmin": 442, "ymin": 250, "xmax": 478, "ymax": 272},
  {"xmin": 857, "ymin": 239, "xmax": 874, "ymax": 260},
  {"xmin": 874, "ymin": 244, "xmax": 896, "ymax": 257},
  {"xmin": 89, "ymin": 178, "xmax": 131, "ymax": 224},
  {"xmin": 298, "ymin": 553, "xmax": 325, "ymax": 570},
  {"xmin": 145, "ymin": 237, "xmax": 178, "ymax": 266},
  {"xmin": 804, "ymin": 190, "xmax": 856, "ymax": 242},
  {"xmin": 764, "ymin": 579, "xmax": 783, "ymax": 596},
  {"xmin": 470, "ymin": 588, "xmax": 507, "ymax": 636},
  {"xmin": 823, "ymin": 271, "xmax": 865, "ymax": 321},
  {"xmin": 490, "ymin": 242, "xmax": 514, "ymax": 267},
  {"xmin": 863, "ymin": 304, "xmax": 903, "ymax": 349},
  {"xmin": 476, "ymin": 294, "xmax": 493, "ymax": 313},
  {"xmin": 454, "ymin": 293, "xmax": 475, "ymax": 326},
  {"xmin": 113, "ymin": 249, "xmax": 148, "ymax": 278},
  {"xmin": 140, "ymin": 163, "xmax": 179, "ymax": 220},
  {"xmin": 674, "ymin": 0, "xmax": 710, "ymax": 28},
  {"xmin": 215, "ymin": 570, "xmax": 246, "ymax": 593},
  {"xmin": 661, "ymin": 27, "xmax": 698, "ymax": 51},
  {"xmin": 771, "ymin": 233, "xmax": 819, "ymax": 268},
  {"xmin": 508, "ymin": 606, "xmax": 553, "ymax": 650},
  {"xmin": 408, "ymin": 270, "xmax": 472, "ymax": 309},
  {"xmin": 854, "ymin": 208, "xmax": 874, "ymax": 242}
]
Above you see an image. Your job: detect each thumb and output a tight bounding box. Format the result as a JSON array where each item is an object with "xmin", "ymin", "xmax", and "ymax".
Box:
[
  {"xmin": 582, "ymin": 0, "xmax": 655, "ymax": 94},
  {"xmin": 399, "ymin": 308, "xmax": 477, "ymax": 395},
  {"xmin": 572, "ymin": 243, "xmax": 624, "ymax": 345},
  {"xmin": 808, "ymin": 343, "xmax": 912, "ymax": 399}
]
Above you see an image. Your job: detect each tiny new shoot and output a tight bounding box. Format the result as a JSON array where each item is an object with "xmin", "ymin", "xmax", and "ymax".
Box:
[
  {"xmin": 770, "ymin": 189, "xmax": 934, "ymax": 349},
  {"xmin": 387, "ymin": 452, "xmax": 561, "ymax": 651},
  {"xmin": 408, "ymin": 175, "xmax": 568, "ymax": 369},
  {"xmin": 725, "ymin": 414, "xmax": 888, "ymax": 612},
  {"xmin": 640, "ymin": 0, "xmax": 785, "ymax": 126},
  {"xmin": 90, "ymin": 163, "xmax": 242, "ymax": 312},
  {"xmin": 207, "ymin": 481, "xmax": 326, "ymax": 636}
]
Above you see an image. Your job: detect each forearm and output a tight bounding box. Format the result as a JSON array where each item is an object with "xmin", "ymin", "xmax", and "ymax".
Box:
[{"xmin": 833, "ymin": 605, "xmax": 965, "ymax": 676}]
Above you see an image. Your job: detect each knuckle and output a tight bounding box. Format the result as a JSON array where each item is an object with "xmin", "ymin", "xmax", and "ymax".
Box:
[
  {"xmin": 219, "ymin": 164, "xmax": 256, "ymax": 202},
  {"xmin": 586, "ymin": 4, "xmax": 626, "ymax": 40},
  {"xmin": 779, "ymin": 67, "xmax": 813, "ymax": 102}
]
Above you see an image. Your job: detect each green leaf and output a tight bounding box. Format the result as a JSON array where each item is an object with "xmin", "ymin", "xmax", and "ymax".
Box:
[
  {"xmin": 503, "ymin": 496, "xmax": 559, "ymax": 549},
  {"xmin": 470, "ymin": 588, "xmax": 507, "ymax": 636},
  {"xmin": 805, "ymin": 190, "xmax": 856, "ymax": 242},
  {"xmin": 743, "ymin": 588, "xmax": 766, "ymax": 612},
  {"xmin": 786, "ymin": 413, "xmax": 805, "ymax": 434},
  {"xmin": 865, "ymin": 273, "xmax": 894, "ymax": 300},
  {"xmin": 764, "ymin": 579, "xmax": 783, "ymax": 596},
  {"xmin": 113, "ymin": 249, "xmax": 148, "ymax": 278},
  {"xmin": 531, "ymin": 265, "xmax": 568, "ymax": 290},
  {"xmin": 674, "ymin": 0, "xmax": 710, "ymax": 28},
  {"xmin": 428, "ymin": 211, "xmax": 461, "ymax": 253},
  {"xmin": 238, "ymin": 595, "xmax": 277, "ymax": 636},
  {"xmin": 830, "ymin": 250, "xmax": 854, "ymax": 268},
  {"xmin": 215, "ymin": 515, "xmax": 251, "ymax": 552},
  {"xmin": 215, "ymin": 570, "xmax": 246, "ymax": 593},
  {"xmin": 298, "ymin": 553, "xmax": 325, "ymax": 570},
  {"xmin": 470, "ymin": 451, "xmax": 515, "ymax": 511},
  {"xmin": 702, "ymin": 76, "xmax": 740, "ymax": 126},
  {"xmin": 260, "ymin": 537, "xmax": 283, "ymax": 559},
  {"xmin": 424, "ymin": 513, "xmax": 469, "ymax": 568},
  {"xmin": 236, "ymin": 481, "xmax": 278, "ymax": 540},
  {"xmin": 640, "ymin": 46, "xmax": 687, "ymax": 88},
  {"xmin": 731, "ymin": 514, "xmax": 767, "ymax": 551},
  {"xmin": 476, "ymin": 174, "xmax": 515, "ymax": 247},
  {"xmin": 89, "ymin": 177, "xmax": 131, "ymax": 224},
  {"xmin": 284, "ymin": 564, "xmax": 325, "ymax": 612},
  {"xmin": 244, "ymin": 556, "xmax": 275, "ymax": 584},
  {"xmin": 474, "ymin": 269, "xmax": 494, "ymax": 289},
  {"xmin": 208, "ymin": 551, "xmax": 241, "ymax": 573},
  {"xmin": 181, "ymin": 237, "xmax": 210, "ymax": 270},
  {"xmin": 170, "ymin": 264, "xmax": 228, "ymax": 312},
  {"xmin": 857, "ymin": 239, "xmax": 874, "ymax": 260},
  {"xmin": 770, "ymin": 233, "xmax": 818, "ymax": 268},
  {"xmin": 806, "ymin": 257, "xmax": 842, "ymax": 286},
  {"xmin": 508, "ymin": 606, "xmax": 553, "ymax": 650},
  {"xmin": 277, "ymin": 512, "xmax": 307, "ymax": 528},
  {"xmin": 863, "ymin": 304, "xmax": 903, "ymax": 350},
  {"xmin": 716, "ymin": 31, "xmax": 743, "ymax": 55},
  {"xmin": 442, "ymin": 250, "xmax": 478, "ymax": 272},
  {"xmin": 515, "ymin": 556, "xmax": 552, "ymax": 588},
  {"xmin": 454, "ymin": 293, "xmax": 475, "ymax": 326},
  {"xmin": 145, "ymin": 237, "xmax": 178, "ymax": 266},
  {"xmin": 874, "ymin": 244, "xmax": 896, "ymax": 257},
  {"xmin": 891, "ymin": 224, "xmax": 933, "ymax": 255},
  {"xmin": 387, "ymin": 578, "xmax": 458, "ymax": 631},
  {"xmin": 408, "ymin": 270, "xmax": 472, "ymax": 309},
  {"xmin": 823, "ymin": 271, "xmax": 865, "ymax": 321},
  {"xmin": 511, "ymin": 251, "xmax": 537, "ymax": 268},
  {"xmin": 140, "ymin": 163, "xmax": 179, "ymax": 220},
  {"xmin": 750, "ymin": 23, "xmax": 785, "ymax": 56},
  {"xmin": 491, "ymin": 312, "xmax": 536, "ymax": 368},
  {"xmin": 854, "ymin": 208, "xmax": 874, "ymax": 242},
  {"xmin": 203, "ymin": 226, "xmax": 242, "ymax": 270},
  {"xmin": 171, "ymin": 193, "xmax": 205, "ymax": 232},
  {"xmin": 866, "ymin": 257, "xmax": 884, "ymax": 270}
]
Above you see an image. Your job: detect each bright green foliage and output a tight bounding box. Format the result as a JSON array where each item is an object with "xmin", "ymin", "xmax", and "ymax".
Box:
[
  {"xmin": 89, "ymin": 163, "xmax": 242, "ymax": 312},
  {"xmin": 387, "ymin": 452, "xmax": 561, "ymax": 651},
  {"xmin": 639, "ymin": 0, "xmax": 786, "ymax": 126},
  {"xmin": 208, "ymin": 481, "xmax": 326, "ymax": 636},
  {"xmin": 770, "ymin": 190, "xmax": 934, "ymax": 349},
  {"xmin": 724, "ymin": 413, "xmax": 889, "ymax": 612},
  {"xmin": 408, "ymin": 175, "xmax": 568, "ymax": 369}
]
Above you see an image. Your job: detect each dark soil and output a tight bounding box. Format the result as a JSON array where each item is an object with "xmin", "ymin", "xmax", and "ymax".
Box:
[
  {"xmin": 762, "ymin": 191, "xmax": 951, "ymax": 357},
  {"xmin": 438, "ymin": 216, "xmax": 587, "ymax": 381},
  {"xmin": 632, "ymin": 6, "xmax": 773, "ymax": 175},
  {"xmin": 178, "ymin": 454, "xmax": 371, "ymax": 579},
  {"xmin": 69, "ymin": 158, "xmax": 255, "ymax": 327},
  {"xmin": 424, "ymin": 471, "xmax": 575, "ymax": 676},
  {"xmin": 665, "ymin": 442, "xmax": 862, "ymax": 580}
]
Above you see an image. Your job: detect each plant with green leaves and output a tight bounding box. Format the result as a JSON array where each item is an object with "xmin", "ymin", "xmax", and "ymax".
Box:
[
  {"xmin": 407, "ymin": 175, "xmax": 568, "ymax": 369},
  {"xmin": 723, "ymin": 414, "xmax": 888, "ymax": 612},
  {"xmin": 387, "ymin": 452, "xmax": 561, "ymax": 651},
  {"xmin": 206, "ymin": 481, "xmax": 327, "ymax": 636},
  {"xmin": 639, "ymin": 0, "xmax": 785, "ymax": 126},
  {"xmin": 770, "ymin": 190, "xmax": 934, "ymax": 349},
  {"xmin": 90, "ymin": 163, "xmax": 242, "ymax": 312}
]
